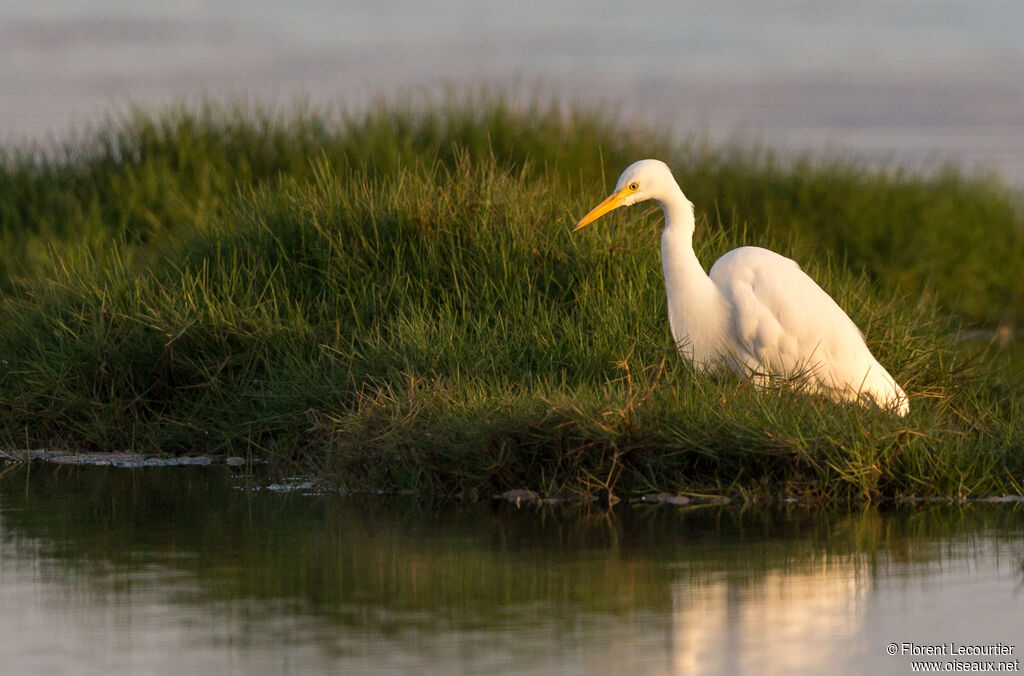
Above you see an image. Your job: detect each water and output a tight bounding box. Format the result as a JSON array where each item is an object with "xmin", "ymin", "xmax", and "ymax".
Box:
[
  {"xmin": 2, "ymin": 1, "xmax": 1024, "ymax": 185},
  {"xmin": 1, "ymin": 464, "xmax": 1021, "ymax": 675}
]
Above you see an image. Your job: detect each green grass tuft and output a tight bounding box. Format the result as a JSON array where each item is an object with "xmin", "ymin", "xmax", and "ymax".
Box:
[{"xmin": 1, "ymin": 95, "xmax": 1022, "ymax": 502}]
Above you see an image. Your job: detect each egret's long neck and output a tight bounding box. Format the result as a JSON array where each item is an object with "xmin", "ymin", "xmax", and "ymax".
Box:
[{"xmin": 657, "ymin": 187, "xmax": 728, "ymax": 366}]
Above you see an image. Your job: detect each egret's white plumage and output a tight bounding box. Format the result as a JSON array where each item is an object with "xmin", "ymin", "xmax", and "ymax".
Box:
[{"xmin": 574, "ymin": 159, "xmax": 909, "ymax": 416}]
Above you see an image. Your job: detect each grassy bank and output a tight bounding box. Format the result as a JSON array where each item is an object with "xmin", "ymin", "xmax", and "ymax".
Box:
[{"xmin": 1, "ymin": 96, "xmax": 1022, "ymax": 501}]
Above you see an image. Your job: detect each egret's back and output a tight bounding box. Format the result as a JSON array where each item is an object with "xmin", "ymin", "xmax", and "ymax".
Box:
[{"xmin": 710, "ymin": 247, "xmax": 908, "ymax": 415}]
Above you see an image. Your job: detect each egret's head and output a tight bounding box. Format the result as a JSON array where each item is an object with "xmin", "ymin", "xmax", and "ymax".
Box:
[{"xmin": 573, "ymin": 159, "xmax": 676, "ymax": 231}]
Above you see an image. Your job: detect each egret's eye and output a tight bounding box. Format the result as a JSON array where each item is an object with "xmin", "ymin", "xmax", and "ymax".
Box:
[{"xmin": 629, "ymin": 182, "xmax": 639, "ymax": 191}]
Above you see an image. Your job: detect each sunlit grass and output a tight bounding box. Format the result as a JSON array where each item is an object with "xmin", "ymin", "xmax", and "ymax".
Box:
[{"xmin": 1, "ymin": 95, "xmax": 1022, "ymax": 501}]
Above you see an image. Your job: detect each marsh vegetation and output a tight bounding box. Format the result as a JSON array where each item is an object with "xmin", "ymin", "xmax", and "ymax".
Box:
[{"xmin": 1, "ymin": 96, "xmax": 1022, "ymax": 501}]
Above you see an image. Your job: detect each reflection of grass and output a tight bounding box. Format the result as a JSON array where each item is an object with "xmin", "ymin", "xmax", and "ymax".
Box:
[
  {"xmin": 2, "ymin": 465, "xmax": 1022, "ymax": 618},
  {"xmin": 1, "ymin": 96, "xmax": 1023, "ymax": 500}
]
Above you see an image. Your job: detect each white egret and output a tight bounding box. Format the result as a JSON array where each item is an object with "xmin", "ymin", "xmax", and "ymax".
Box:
[{"xmin": 574, "ymin": 159, "xmax": 909, "ymax": 416}]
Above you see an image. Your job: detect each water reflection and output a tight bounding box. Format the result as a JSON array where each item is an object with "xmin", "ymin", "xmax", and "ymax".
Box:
[
  {"xmin": 672, "ymin": 561, "xmax": 867, "ymax": 674},
  {"xmin": 667, "ymin": 511, "xmax": 1024, "ymax": 675},
  {"xmin": 0, "ymin": 464, "xmax": 1021, "ymax": 674}
]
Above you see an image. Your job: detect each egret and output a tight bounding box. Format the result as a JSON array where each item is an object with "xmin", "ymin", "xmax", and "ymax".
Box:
[{"xmin": 574, "ymin": 159, "xmax": 909, "ymax": 416}]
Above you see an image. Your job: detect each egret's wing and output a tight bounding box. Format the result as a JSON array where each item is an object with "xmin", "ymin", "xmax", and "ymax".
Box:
[{"xmin": 709, "ymin": 246, "xmax": 866, "ymax": 383}]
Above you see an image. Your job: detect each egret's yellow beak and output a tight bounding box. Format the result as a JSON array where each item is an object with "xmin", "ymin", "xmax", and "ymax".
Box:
[{"xmin": 573, "ymin": 189, "xmax": 629, "ymax": 231}]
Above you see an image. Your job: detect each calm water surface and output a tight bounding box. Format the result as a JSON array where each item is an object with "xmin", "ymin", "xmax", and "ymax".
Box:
[
  {"xmin": 3, "ymin": 1, "xmax": 1024, "ymax": 185},
  {"xmin": 0, "ymin": 464, "xmax": 1021, "ymax": 675}
]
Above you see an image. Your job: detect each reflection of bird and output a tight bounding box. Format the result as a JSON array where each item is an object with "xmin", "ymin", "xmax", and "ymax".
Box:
[{"xmin": 574, "ymin": 159, "xmax": 909, "ymax": 416}]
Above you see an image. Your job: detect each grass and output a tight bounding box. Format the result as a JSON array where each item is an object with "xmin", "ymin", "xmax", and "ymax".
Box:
[{"xmin": 1, "ymin": 94, "xmax": 1022, "ymax": 502}]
